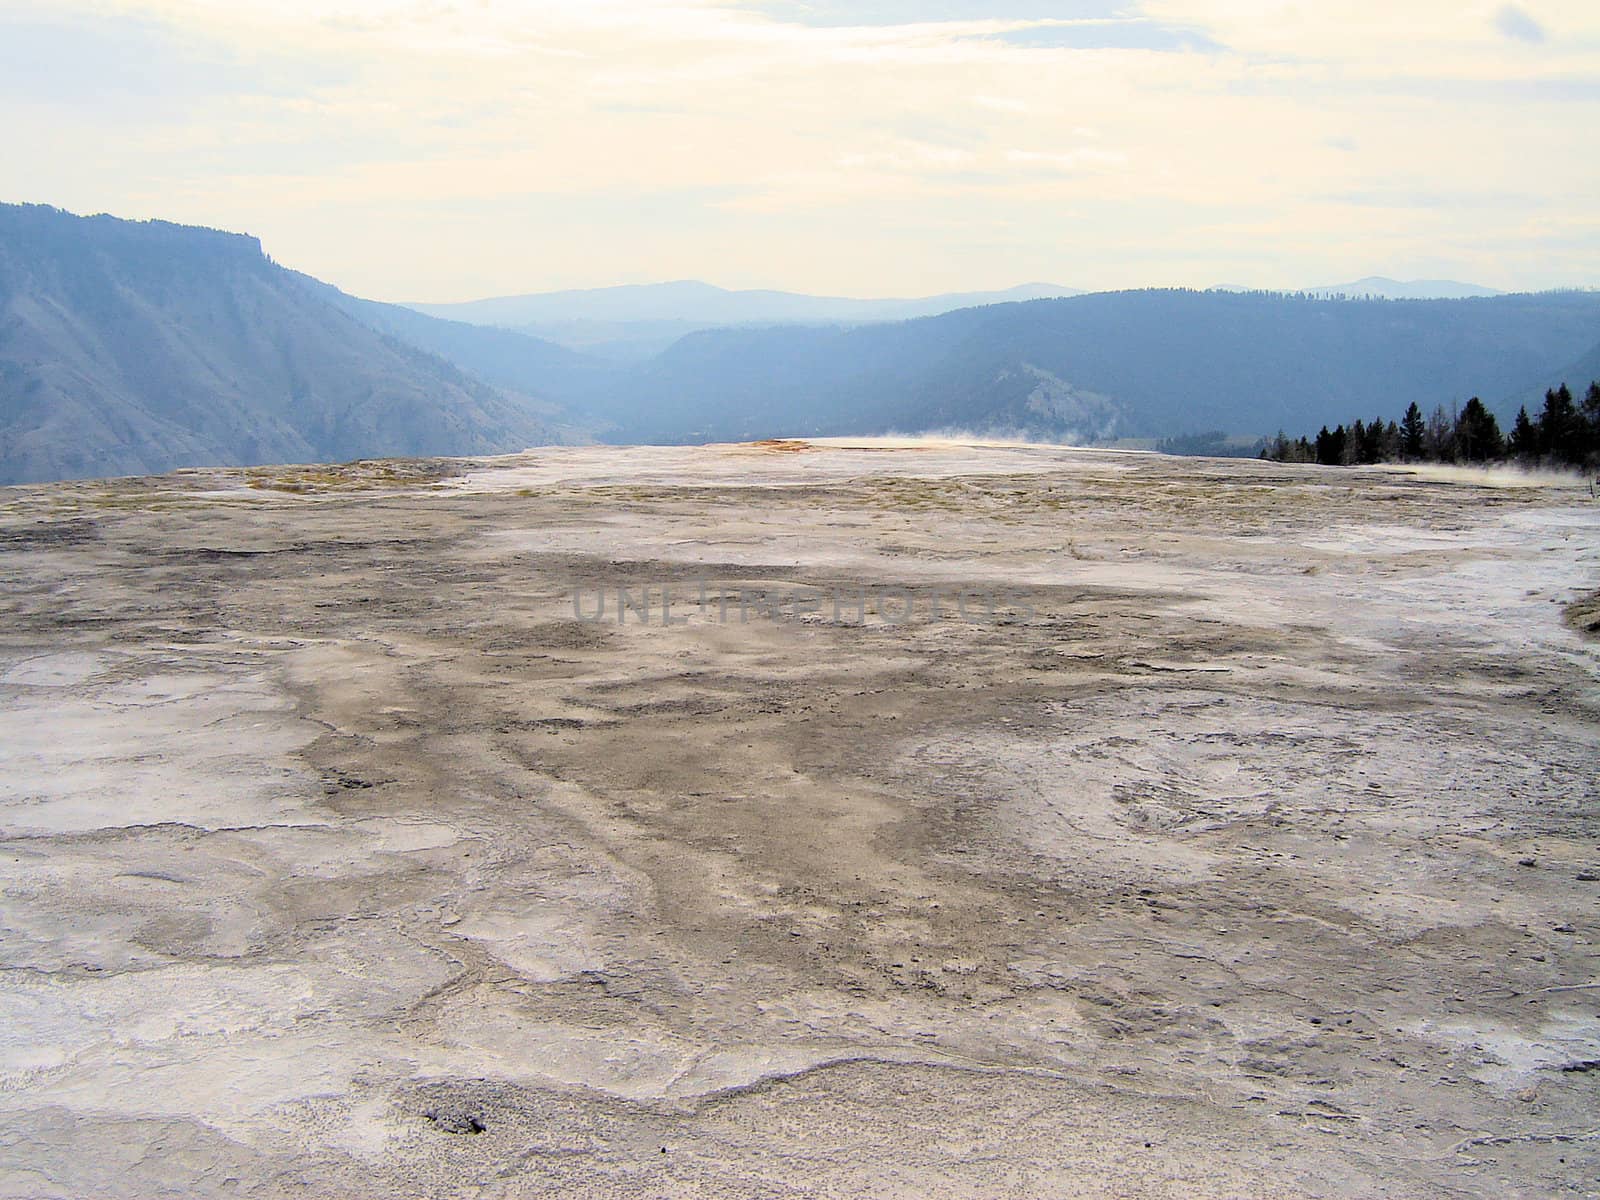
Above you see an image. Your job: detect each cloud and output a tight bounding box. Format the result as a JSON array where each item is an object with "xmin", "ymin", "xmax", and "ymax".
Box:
[
  {"xmin": 983, "ymin": 20, "xmax": 1221, "ymax": 52},
  {"xmin": 1005, "ymin": 148, "xmax": 1130, "ymax": 171},
  {"xmin": 728, "ymin": 1, "xmax": 1129, "ymax": 26},
  {"xmin": 1, "ymin": 0, "xmax": 1597, "ymax": 299},
  {"xmin": 0, "ymin": 8, "xmax": 342, "ymax": 113},
  {"xmin": 1493, "ymin": 4, "xmax": 1546, "ymax": 43}
]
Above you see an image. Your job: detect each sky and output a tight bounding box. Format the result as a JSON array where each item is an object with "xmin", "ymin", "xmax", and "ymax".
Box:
[{"xmin": 2, "ymin": 0, "xmax": 1597, "ymax": 301}]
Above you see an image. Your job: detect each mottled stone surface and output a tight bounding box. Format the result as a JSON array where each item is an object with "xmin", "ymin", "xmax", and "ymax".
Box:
[{"xmin": 2, "ymin": 443, "xmax": 1597, "ymax": 1197}]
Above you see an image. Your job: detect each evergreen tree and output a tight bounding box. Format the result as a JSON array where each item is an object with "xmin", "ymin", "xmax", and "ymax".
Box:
[
  {"xmin": 1583, "ymin": 383, "xmax": 1600, "ymax": 465},
  {"xmin": 1314, "ymin": 425, "xmax": 1342, "ymax": 466},
  {"xmin": 1508, "ymin": 406, "xmax": 1537, "ymax": 459},
  {"xmin": 1261, "ymin": 431, "xmax": 1315, "ymax": 464},
  {"xmin": 1453, "ymin": 397, "xmax": 1504, "ymax": 462},
  {"xmin": 1382, "ymin": 420, "xmax": 1401, "ymax": 462},
  {"xmin": 1539, "ymin": 384, "xmax": 1579, "ymax": 465},
  {"xmin": 1400, "ymin": 402, "xmax": 1425, "ymax": 459},
  {"xmin": 1363, "ymin": 415, "xmax": 1386, "ymax": 463},
  {"xmin": 1424, "ymin": 405, "xmax": 1455, "ymax": 462}
]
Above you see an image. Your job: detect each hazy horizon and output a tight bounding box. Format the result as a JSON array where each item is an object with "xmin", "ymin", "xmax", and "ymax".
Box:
[
  {"xmin": 3, "ymin": 198, "xmax": 1581, "ymax": 306},
  {"xmin": 3, "ymin": 1, "xmax": 1596, "ymax": 303}
]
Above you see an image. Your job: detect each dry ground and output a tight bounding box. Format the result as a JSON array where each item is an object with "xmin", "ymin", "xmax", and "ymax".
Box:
[{"xmin": 1, "ymin": 441, "xmax": 1597, "ymax": 1198}]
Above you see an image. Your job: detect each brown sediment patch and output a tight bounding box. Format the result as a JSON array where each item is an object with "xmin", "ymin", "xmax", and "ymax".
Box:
[
  {"xmin": 1566, "ymin": 590, "xmax": 1600, "ymax": 638},
  {"xmin": 739, "ymin": 439, "xmax": 813, "ymax": 454},
  {"xmin": 244, "ymin": 458, "xmax": 459, "ymax": 493}
]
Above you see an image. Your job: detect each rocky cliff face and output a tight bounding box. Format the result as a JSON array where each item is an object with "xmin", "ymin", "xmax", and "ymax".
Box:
[{"xmin": 0, "ymin": 205, "xmax": 559, "ymax": 484}]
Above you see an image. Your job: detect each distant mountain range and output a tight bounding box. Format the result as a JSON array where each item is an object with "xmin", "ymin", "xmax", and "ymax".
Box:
[
  {"xmin": 575, "ymin": 289, "xmax": 1600, "ymax": 445},
  {"xmin": 410, "ymin": 280, "xmax": 1082, "ymax": 327},
  {"xmin": 2, "ymin": 204, "xmax": 1596, "ymax": 484},
  {"xmin": 408, "ymin": 281, "xmax": 1084, "ymax": 360},
  {"xmin": 297, "ymin": 272, "xmax": 610, "ymax": 403},
  {"xmin": 412, "ymin": 277, "xmax": 1510, "ymax": 359},
  {"xmin": 1300, "ymin": 277, "xmax": 1505, "ymax": 300}
]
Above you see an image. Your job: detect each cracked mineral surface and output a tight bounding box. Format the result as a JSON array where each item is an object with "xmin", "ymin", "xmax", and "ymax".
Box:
[{"xmin": 1, "ymin": 441, "xmax": 1597, "ymax": 1197}]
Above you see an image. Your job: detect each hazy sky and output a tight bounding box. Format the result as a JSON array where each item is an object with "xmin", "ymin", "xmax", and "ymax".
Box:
[{"xmin": 3, "ymin": 0, "xmax": 1597, "ymax": 300}]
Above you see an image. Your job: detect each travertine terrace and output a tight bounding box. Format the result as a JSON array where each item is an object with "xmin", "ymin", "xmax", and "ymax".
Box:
[{"xmin": 2, "ymin": 441, "xmax": 1597, "ymax": 1198}]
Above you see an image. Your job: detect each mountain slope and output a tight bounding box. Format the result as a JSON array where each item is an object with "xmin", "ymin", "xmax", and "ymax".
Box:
[
  {"xmin": 585, "ymin": 289, "xmax": 1600, "ymax": 444},
  {"xmin": 294, "ymin": 272, "xmax": 618, "ymax": 410},
  {"xmin": 407, "ymin": 280, "xmax": 1084, "ymax": 357},
  {"xmin": 1509, "ymin": 336, "xmax": 1600, "ymax": 414},
  {"xmin": 0, "ymin": 204, "xmax": 562, "ymax": 484}
]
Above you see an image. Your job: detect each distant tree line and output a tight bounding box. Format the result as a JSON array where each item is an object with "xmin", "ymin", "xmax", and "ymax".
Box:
[
  {"xmin": 1260, "ymin": 382, "xmax": 1600, "ymax": 469},
  {"xmin": 1154, "ymin": 430, "xmax": 1264, "ymax": 458}
]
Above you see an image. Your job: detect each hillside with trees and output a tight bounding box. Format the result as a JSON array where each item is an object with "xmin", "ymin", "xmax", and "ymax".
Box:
[{"xmin": 582, "ymin": 290, "xmax": 1600, "ymax": 447}]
